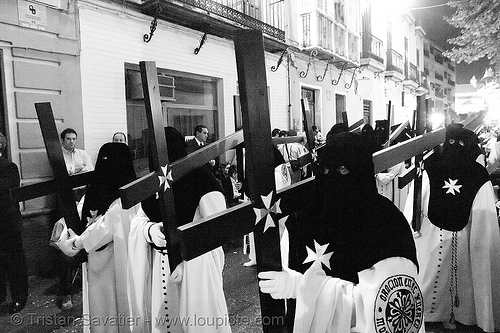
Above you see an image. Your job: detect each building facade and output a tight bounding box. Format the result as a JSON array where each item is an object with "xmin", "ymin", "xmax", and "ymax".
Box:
[
  {"xmin": 1, "ymin": 0, "xmax": 456, "ymax": 221},
  {"xmin": 423, "ymin": 39, "xmax": 457, "ymax": 125}
]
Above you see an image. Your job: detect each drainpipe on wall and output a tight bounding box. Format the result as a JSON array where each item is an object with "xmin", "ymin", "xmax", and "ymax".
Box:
[{"xmin": 287, "ymin": 51, "xmax": 292, "ymax": 130}]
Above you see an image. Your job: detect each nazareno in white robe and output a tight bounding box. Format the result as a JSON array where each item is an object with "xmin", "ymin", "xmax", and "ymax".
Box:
[
  {"xmin": 294, "ymin": 257, "xmax": 425, "ymax": 333},
  {"xmin": 79, "ymin": 199, "xmax": 141, "ymax": 333},
  {"xmin": 404, "ymin": 171, "xmax": 500, "ymax": 332},
  {"xmin": 129, "ymin": 190, "xmax": 231, "ymax": 333}
]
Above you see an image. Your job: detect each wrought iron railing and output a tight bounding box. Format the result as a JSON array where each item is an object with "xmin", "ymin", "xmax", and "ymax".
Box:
[{"xmin": 174, "ymin": 0, "xmax": 285, "ymax": 41}]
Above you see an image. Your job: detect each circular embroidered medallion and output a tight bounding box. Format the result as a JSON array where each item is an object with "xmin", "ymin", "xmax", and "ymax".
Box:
[{"xmin": 374, "ymin": 274, "xmax": 423, "ymax": 333}]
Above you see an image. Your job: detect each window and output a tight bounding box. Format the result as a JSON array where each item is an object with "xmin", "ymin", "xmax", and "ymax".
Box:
[
  {"xmin": 334, "ymin": 0, "xmax": 345, "ymax": 25},
  {"xmin": 232, "ymin": 0, "xmax": 262, "ymax": 20},
  {"xmin": 125, "ymin": 64, "xmax": 220, "ymax": 175}
]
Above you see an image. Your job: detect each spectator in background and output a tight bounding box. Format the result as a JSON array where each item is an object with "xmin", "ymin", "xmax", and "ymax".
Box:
[
  {"xmin": 185, "ymin": 125, "xmax": 209, "ymax": 153},
  {"xmin": 59, "ymin": 127, "xmax": 94, "ymax": 310},
  {"xmin": 60, "ymin": 128, "xmax": 94, "ymax": 175},
  {"xmin": 112, "ymin": 131, "xmax": 127, "ymax": 144},
  {"xmin": 312, "ymin": 125, "xmax": 325, "ymax": 148},
  {"xmin": 185, "ymin": 125, "xmax": 216, "ymax": 169},
  {"xmin": 216, "ymin": 163, "xmax": 241, "ymax": 207},
  {"xmin": 277, "ymin": 130, "xmax": 309, "ymax": 184},
  {"xmin": 0, "ymin": 133, "xmax": 29, "ymax": 314}
]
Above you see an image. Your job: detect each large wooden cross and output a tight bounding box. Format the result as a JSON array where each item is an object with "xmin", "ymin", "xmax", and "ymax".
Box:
[
  {"xmin": 119, "ymin": 30, "xmax": 449, "ymax": 332},
  {"xmin": 10, "ymin": 102, "xmax": 93, "ymax": 234}
]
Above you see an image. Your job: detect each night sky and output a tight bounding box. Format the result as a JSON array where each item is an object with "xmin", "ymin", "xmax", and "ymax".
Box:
[{"xmin": 409, "ymin": 0, "xmax": 491, "ymax": 84}]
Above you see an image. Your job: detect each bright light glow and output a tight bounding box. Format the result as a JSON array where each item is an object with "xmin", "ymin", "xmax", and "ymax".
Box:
[
  {"xmin": 375, "ymin": 0, "xmax": 415, "ymax": 14},
  {"xmin": 430, "ymin": 113, "xmax": 445, "ymax": 130}
]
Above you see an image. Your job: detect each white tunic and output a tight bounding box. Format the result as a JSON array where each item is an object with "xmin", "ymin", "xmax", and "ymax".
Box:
[
  {"xmin": 80, "ymin": 199, "xmax": 141, "ymax": 333},
  {"xmin": 294, "ymin": 257, "xmax": 425, "ymax": 333},
  {"xmin": 404, "ymin": 171, "xmax": 500, "ymax": 332},
  {"xmin": 130, "ymin": 191, "xmax": 232, "ymax": 333}
]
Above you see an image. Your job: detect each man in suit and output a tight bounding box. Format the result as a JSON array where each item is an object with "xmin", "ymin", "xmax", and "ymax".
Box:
[
  {"xmin": 185, "ymin": 124, "xmax": 209, "ymax": 153},
  {"xmin": 0, "ymin": 133, "xmax": 29, "ymax": 314},
  {"xmin": 186, "ymin": 124, "xmax": 216, "ymax": 168}
]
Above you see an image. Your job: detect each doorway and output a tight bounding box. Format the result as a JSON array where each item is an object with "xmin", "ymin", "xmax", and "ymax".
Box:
[
  {"xmin": 301, "ymin": 87, "xmax": 316, "ymax": 129},
  {"xmin": 335, "ymin": 93, "xmax": 346, "ymax": 123}
]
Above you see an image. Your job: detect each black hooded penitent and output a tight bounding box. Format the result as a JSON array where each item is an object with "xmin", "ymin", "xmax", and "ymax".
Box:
[
  {"xmin": 81, "ymin": 142, "xmax": 136, "ymax": 228},
  {"xmin": 426, "ymin": 123, "xmax": 488, "ymax": 231},
  {"xmin": 141, "ymin": 126, "xmax": 224, "ymax": 227},
  {"xmin": 288, "ymin": 132, "xmax": 418, "ymax": 283}
]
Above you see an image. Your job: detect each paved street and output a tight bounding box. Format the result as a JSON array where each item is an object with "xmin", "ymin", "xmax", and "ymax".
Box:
[{"xmin": 0, "ymin": 241, "xmax": 486, "ymax": 333}]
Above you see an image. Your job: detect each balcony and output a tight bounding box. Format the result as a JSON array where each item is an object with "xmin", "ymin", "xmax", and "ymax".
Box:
[
  {"xmin": 141, "ymin": 0, "xmax": 286, "ymax": 52},
  {"xmin": 435, "ymin": 73, "xmax": 444, "ymax": 81},
  {"xmin": 404, "ymin": 62, "xmax": 419, "ymax": 89},
  {"xmin": 434, "ymin": 53, "xmax": 444, "ymax": 65},
  {"xmin": 448, "ymin": 79, "xmax": 455, "ymax": 86},
  {"xmin": 360, "ymin": 33, "xmax": 385, "ymax": 72},
  {"xmin": 300, "ymin": 10, "xmax": 360, "ymax": 65},
  {"xmin": 447, "ymin": 63, "xmax": 455, "ymax": 71},
  {"xmin": 385, "ymin": 48, "xmax": 404, "ymax": 82},
  {"xmin": 416, "ymin": 72, "xmax": 429, "ymax": 95}
]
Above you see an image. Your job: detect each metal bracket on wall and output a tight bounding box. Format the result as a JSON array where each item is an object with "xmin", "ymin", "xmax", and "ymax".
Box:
[
  {"xmin": 143, "ymin": 6, "xmax": 163, "ymax": 43},
  {"xmin": 345, "ymin": 65, "xmax": 368, "ymax": 89},
  {"xmin": 317, "ymin": 60, "xmax": 332, "ymax": 82},
  {"xmin": 374, "ymin": 71, "xmax": 385, "ymax": 79},
  {"xmin": 299, "ymin": 50, "xmax": 318, "ymax": 78},
  {"xmin": 194, "ymin": 33, "xmax": 208, "ymax": 55},
  {"xmin": 331, "ymin": 62, "xmax": 348, "ymax": 85},
  {"xmin": 271, "ymin": 48, "xmax": 288, "ymax": 72}
]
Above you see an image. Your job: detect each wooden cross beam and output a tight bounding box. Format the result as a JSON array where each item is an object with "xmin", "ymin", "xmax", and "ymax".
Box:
[
  {"xmin": 349, "ymin": 118, "xmax": 365, "ymax": 132},
  {"xmin": 9, "ymin": 102, "xmax": 92, "ymax": 234},
  {"xmin": 341, "ymin": 111, "xmax": 348, "ymax": 126},
  {"xmin": 384, "ymin": 120, "xmax": 410, "ymax": 148},
  {"xmin": 398, "ymin": 111, "xmax": 486, "ymax": 190},
  {"xmin": 301, "ymin": 98, "xmax": 315, "ymax": 153}
]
